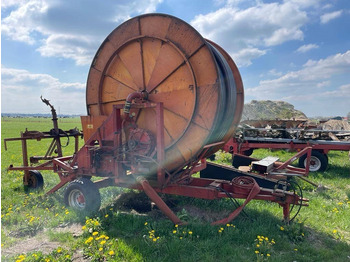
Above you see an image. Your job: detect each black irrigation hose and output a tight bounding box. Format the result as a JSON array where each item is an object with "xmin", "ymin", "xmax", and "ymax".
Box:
[
  {"xmin": 276, "ymin": 179, "xmax": 303, "ymax": 222},
  {"xmin": 209, "ymin": 185, "xmax": 251, "ymax": 220},
  {"xmin": 60, "ymin": 130, "xmax": 70, "ymax": 147}
]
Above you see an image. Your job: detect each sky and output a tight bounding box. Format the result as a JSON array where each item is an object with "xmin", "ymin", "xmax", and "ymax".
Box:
[{"xmin": 1, "ymin": 0, "xmax": 350, "ymax": 117}]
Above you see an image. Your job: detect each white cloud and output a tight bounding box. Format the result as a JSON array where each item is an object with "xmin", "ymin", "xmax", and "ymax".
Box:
[
  {"xmin": 316, "ymin": 80, "xmax": 330, "ymax": 88},
  {"xmin": 1, "ymin": 0, "xmax": 162, "ymax": 65},
  {"xmin": 322, "ymin": 4, "xmax": 333, "ymax": 10},
  {"xmin": 321, "ymin": 84, "xmax": 350, "ymax": 98},
  {"xmin": 246, "ymin": 50, "xmax": 350, "ymax": 116},
  {"xmin": 250, "ymin": 50, "xmax": 350, "ymax": 94},
  {"xmin": 283, "ymin": 0, "xmax": 323, "ymax": 9},
  {"xmin": 232, "ymin": 47, "xmax": 266, "ymax": 66},
  {"xmin": 1, "ymin": 0, "xmax": 23, "ymax": 8},
  {"xmin": 37, "ymin": 34, "xmax": 97, "ymax": 65},
  {"xmin": 1, "ymin": 67, "xmax": 86, "ymax": 114},
  {"xmin": 191, "ymin": 1, "xmax": 308, "ymax": 66},
  {"xmin": 320, "ymin": 10, "xmax": 343, "ymax": 24},
  {"xmin": 268, "ymin": 69, "xmax": 283, "ymax": 77},
  {"xmin": 296, "ymin": 43, "xmax": 319, "ymax": 53}
]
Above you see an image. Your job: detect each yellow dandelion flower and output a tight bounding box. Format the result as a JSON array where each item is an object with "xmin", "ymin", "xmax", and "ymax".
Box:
[
  {"xmin": 82, "ymin": 226, "xmax": 86, "ymax": 230},
  {"xmin": 180, "ymin": 237, "xmax": 183, "ymax": 239},
  {"xmin": 280, "ymin": 226, "xmax": 284, "ymax": 231},
  {"xmin": 256, "ymin": 244, "xmax": 260, "ymax": 247},
  {"xmin": 173, "ymin": 230, "xmax": 177, "ymax": 234},
  {"xmin": 265, "ymin": 237, "xmax": 268, "ymax": 241},
  {"xmin": 65, "ymin": 211, "xmax": 69, "ymax": 215},
  {"xmin": 333, "ymin": 229, "xmax": 337, "ymax": 234},
  {"xmin": 105, "ymin": 236, "xmax": 109, "ymax": 240},
  {"xmin": 294, "ymin": 248, "xmax": 298, "ymax": 251},
  {"xmin": 144, "ymin": 222, "xmax": 148, "ymax": 225},
  {"xmin": 85, "ymin": 237, "xmax": 93, "ymax": 244},
  {"xmin": 99, "ymin": 247, "xmax": 103, "ymax": 251},
  {"xmin": 267, "ymin": 254, "xmax": 271, "ymax": 257},
  {"xmin": 153, "ymin": 238, "xmax": 157, "ymax": 242},
  {"xmin": 255, "ymin": 250, "xmax": 259, "ymax": 254},
  {"xmin": 95, "ymin": 221, "xmax": 100, "ymax": 226},
  {"xmin": 109, "ymin": 250, "xmax": 115, "ymax": 255},
  {"xmin": 100, "ymin": 240, "xmax": 106, "ymax": 245},
  {"xmin": 57, "ymin": 248, "xmax": 62, "ymax": 253},
  {"xmin": 92, "ymin": 231, "xmax": 99, "ymax": 236},
  {"xmin": 105, "ymin": 214, "xmax": 109, "ymax": 218},
  {"xmin": 188, "ymin": 231, "xmax": 193, "ymax": 235},
  {"xmin": 175, "ymin": 224, "xmax": 178, "ymax": 228},
  {"xmin": 226, "ymin": 223, "xmax": 230, "ymax": 227}
]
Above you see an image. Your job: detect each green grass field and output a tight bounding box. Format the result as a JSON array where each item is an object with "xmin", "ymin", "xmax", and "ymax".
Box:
[{"xmin": 1, "ymin": 117, "xmax": 350, "ymax": 261}]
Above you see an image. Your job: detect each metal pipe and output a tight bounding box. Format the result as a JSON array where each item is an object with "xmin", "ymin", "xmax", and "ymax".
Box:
[{"xmin": 123, "ymin": 91, "xmax": 148, "ymax": 120}]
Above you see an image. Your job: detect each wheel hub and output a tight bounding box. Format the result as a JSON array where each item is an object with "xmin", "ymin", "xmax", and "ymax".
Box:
[
  {"xmin": 69, "ymin": 189, "xmax": 86, "ymax": 209},
  {"xmin": 305, "ymin": 156, "xmax": 321, "ymax": 172}
]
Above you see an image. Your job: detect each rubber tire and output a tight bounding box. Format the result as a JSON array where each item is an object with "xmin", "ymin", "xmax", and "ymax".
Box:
[
  {"xmin": 23, "ymin": 170, "xmax": 44, "ymax": 191},
  {"xmin": 208, "ymin": 154, "xmax": 216, "ymax": 161},
  {"xmin": 242, "ymin": 148, "xmax": 254, "ymax": 156},
  {"xmin": 298, "ymin": 150, "xmax": 328, "ymax": 172},
  {"xmin": 64, "ymin": 178, "xmax": 101, "ymax": 214}
]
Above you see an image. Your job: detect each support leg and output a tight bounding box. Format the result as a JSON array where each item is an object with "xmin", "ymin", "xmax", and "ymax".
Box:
[
  {"xmin": 136, "ymin": 176, "xmax": 183, "ymax": 225},
  {"xmin": 282, "ymin": 203, "xmax": 290, "ymax": 223}
]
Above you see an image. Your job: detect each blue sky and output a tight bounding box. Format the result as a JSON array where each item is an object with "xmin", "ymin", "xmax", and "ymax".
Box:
[{"xmin": 1, "ymin": 0, "xmax": 350, "ymax": 117}]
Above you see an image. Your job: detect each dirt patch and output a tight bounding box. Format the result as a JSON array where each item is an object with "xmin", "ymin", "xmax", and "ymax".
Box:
[
  {"xmin": 2, "ymin": 233, "xmax": 60, "ymax": 258},
  {"xmin": 112, "ymin": 191, "xmax": 231, "ymax": 223},
  {"xmin": 54, "ymin": 223, "xmax": 83, "ymax": 237},
  {"xmin": 180, "ymin": 204, "xmax": 230, "ymax": 223},
  {"xmin": 114, "ymin": 191, "xmax": 153, "ymax": 213},
  {"xmin": 2, "ymin": 223, "xmax": 83, "ymax": 260}
]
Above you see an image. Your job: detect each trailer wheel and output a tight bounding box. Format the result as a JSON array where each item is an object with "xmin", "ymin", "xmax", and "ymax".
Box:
[
  {"xmin": 24, "ymin": 170, "xmax": 44, "ymax": 191},
  {"xmin": 208, "ymin": 154, "xmax": 216, "ymax": 161},
  {"xmin": 64, "ymin": 178, "xmax": 101, "ymax": 214},
  {"xmin": 298, "ymin": 150, "xmax": 328, "ymax": 172},
  {"xmin": 243, "ymin": 148, "xmax": 254, "ymax": 156}
]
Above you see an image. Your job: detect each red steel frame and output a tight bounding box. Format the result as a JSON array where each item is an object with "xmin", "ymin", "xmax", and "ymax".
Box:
[
  {"xmin": 5, "ymin": 98, "xmax": 309, "ymax": 225},
  {"xmin": 225, "ymin": 137, "xmax": 350, "ymax": 156}
]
